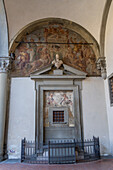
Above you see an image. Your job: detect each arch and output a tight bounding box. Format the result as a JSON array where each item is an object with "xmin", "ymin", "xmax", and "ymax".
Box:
[
  {"xmin": 100, "ymin": 0, "xmax": 112, "ymax": 57},
  {"xmin": 0, "ymin": 0, "xmax": 9, "ymax": 57},
  {"xmin": 9, "ymin": 18, "xmax": 100, "ymax": 60}
]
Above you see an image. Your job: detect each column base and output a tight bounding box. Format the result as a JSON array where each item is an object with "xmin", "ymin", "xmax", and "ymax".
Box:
[{"xmin": 0, "ymin": 154, "xmax": 3, "ymax": 161}]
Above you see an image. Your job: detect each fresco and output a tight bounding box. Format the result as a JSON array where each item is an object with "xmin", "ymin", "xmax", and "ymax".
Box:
[
  {"xmin": 44, "ymin": 91, "xmax": 74, "ymax": 127},
  {"xmin": 11, "ymin": 24, "xmax": 100, "ymax": 77}
]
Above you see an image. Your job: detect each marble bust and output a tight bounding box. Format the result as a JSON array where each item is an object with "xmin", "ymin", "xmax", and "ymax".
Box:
[{"xmin": 52, "ymin": 54, "xmax": 63, "ymax": 69}]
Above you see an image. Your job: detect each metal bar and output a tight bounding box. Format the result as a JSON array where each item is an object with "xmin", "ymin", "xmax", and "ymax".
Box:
[
  {"xmin": 74, "ymin": 139, "xmax": 76, "ymax": 163},
  {"xmin": 48, "ymin": 141, "xmax": 50, "ymax": 164},
  {"xmin": 21, "ymin": 138, "xmax": 25, "ymax": 162},
  {"xmin": 15, "ymin": 41, "xmax": 93, "ymax": 45},
  {"xmin": 98, "ymin": 138, "xmax": 101, "ymax": 159}
]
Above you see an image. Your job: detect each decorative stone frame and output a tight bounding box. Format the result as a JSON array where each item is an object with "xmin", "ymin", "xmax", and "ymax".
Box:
[
  {"xmin": 49, "ymin": 106, "xmax": 69, "ymax": 126},
  {"xmin": 31, "ymin": 64, "xmax": 87, "ymax": 153},
  {"xmin": 35, "ymin": 84, "xmax": 81, "ymax": 152}
]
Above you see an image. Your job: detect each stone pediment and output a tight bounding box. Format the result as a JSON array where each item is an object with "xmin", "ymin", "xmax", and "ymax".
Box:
[{"xmin": 30, "ymin": 64, "xmax": 87, "ymax": 79}]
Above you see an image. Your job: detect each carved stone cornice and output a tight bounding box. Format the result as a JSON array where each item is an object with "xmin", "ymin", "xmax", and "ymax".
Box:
[
  {"xmin": 96, "ymin": 57, "xmax": 106, "ymax": 79},
  {"xmin": 0, "ymin": 57, "xmax": 10, "ymax": 73}
]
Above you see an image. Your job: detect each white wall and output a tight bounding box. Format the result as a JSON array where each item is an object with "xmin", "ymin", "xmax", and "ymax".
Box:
[
  {"xmin": 8, "ymin": 77, "xmax": 110, "ymax": 158},
  {"xmin": 4, "ymin": 0, "xmax": 106, "ymax": 42},
  {"xmin": 7, "ymin": 78, "xmax": 35, "ymax": 159},
  {"xmin": 104, "ymin": 1, "xmax": 113, "ymax": 155},
  {"xmin": 82, "ymin": 77, "xmax": 110, "ymax": 155}
]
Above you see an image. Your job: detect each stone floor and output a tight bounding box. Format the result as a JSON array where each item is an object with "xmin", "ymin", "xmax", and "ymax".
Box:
[{"xmin": 0, "ymin": 159, "xmax": 113, "ymax": 170}]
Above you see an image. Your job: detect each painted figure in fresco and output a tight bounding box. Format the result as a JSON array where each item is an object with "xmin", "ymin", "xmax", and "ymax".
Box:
[
  {"xmin": 60, "ymin": 94, "xmax": 72, "ymax": 106},
  {"xmin": 47, "ymin": 93, "xmax": 55, "ymax": 106},
  {"xmin": 16, "ymin": 51, "xmax": 30, "ymax": 70},
  {"xmin": 41, "ymin": 47, "xmax": 51, "ymax": 66},
  {"xmin": 29, "ymin": 47, "xmax": 51, "ymax": 73},
  {"xmin": 64, "ymin": 47, "xmax": 74, "ymax": 64},
  {"xmin": 52, "ymin": 54, "xmax": 63, "ymax": 69}
]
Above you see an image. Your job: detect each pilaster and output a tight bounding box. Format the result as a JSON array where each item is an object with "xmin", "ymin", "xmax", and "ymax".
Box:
[{"xmin": 0, "ymin": 57, "xmax": 10, "ymax": 160}]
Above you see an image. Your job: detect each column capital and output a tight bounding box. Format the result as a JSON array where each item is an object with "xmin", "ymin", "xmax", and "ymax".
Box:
[
  {"xmin": 0, "ymin": 56, "xmax": 10, "ymax": 73},
  {"xmin": 96, "ymin": 57, "xmax": 106, "ymax": 79}
]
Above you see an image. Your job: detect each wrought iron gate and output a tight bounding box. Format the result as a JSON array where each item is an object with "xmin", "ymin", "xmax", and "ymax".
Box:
[
  {"xmin": 48, "ymin": 139, "xmax": 76, "ymax": 164},
  {"xmin": 21, "ymin": 136, "xmax": 100, "ymax": 164}
]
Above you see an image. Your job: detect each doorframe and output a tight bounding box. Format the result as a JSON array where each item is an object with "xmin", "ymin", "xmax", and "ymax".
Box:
[{"xmin": 35, "ymin": 84, "xmax": 82, "ymax": 153}]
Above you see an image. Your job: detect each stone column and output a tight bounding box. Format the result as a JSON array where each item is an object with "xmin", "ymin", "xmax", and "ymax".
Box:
[{"xmin": 0, "ymin": 57, "xmax": 9, "ymax": 160}]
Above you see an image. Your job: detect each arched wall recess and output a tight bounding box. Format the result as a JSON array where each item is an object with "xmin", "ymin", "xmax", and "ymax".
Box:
[
  {"xmin": 9, "ymin": 18, "xmax": 101, "ymax": 77},
  {"xmin": 9, "ymin": 18, "xmax": 100, "ymax": 57}
]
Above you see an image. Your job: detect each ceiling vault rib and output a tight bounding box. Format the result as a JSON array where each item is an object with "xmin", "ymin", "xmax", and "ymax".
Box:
[{"xmin": 100, "ymin": 0, "xmax": 112, "ymax": 57}]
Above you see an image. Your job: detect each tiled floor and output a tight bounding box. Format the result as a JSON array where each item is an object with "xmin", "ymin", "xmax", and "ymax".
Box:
[{"xmin": 0, "ymin": 159, "xmax": 113, "ymax": 170}]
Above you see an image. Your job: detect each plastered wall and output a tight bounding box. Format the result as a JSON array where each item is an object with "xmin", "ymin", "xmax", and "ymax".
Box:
[
  {"xmin": 7, "ymin": 78, "xmax": 35, "ymax": 159},
  {"xmin": 4, "ymin": 0, "xmax": 106, "ymax": 43},
  {"xmin": 82, "ymin": 77, "xmax": 110, "ymax": 155},
  {"xmin": 7, "ymin": 77, "xmax": 110, "ymax": 158}
]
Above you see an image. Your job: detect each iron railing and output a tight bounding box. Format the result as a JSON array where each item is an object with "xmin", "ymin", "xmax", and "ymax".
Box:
[
  {"xmin": 49, "ymin": 139, "xmax": 76, "ymax": 164},
  {"xmin": 21, "ymin": 138, "xmax": 48, "ymax": 164},
  {"xmin": 21, "ymin": 136, "xmax": 100, "ymax": 164},
  {"xmin": 75, "ymin": 136, "xmax": 100, "ymax": 162}
]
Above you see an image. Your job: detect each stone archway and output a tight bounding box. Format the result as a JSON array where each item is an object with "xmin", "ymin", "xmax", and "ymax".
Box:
[
  {"xmin": 9, "ymin": 18, "xmax": 101, "ymax": 77},
  {"xmin": 9, "ymin": 18, "xmax": 100, "ymax": 60},
  {"xmin": 7, "ymin": 18, "xmax": 109, "ymax": 158}
]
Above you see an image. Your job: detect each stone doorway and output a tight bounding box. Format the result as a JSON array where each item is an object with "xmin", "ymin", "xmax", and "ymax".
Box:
[{"xmin": 30, "ymin": 63, "xmax": 87, "ymax": 153}]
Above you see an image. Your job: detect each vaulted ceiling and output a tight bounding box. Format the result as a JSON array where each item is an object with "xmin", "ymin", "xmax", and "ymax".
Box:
[{"xmin": 4, "ymin": 0, "xmax": 107, "ymax": 43}]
